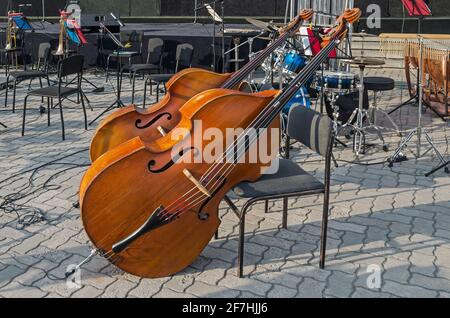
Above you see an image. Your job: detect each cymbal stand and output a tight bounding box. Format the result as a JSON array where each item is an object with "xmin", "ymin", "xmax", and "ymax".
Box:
[{"xmin": 389, "ymin": 37, "xmax": 448, "ymax": 168}]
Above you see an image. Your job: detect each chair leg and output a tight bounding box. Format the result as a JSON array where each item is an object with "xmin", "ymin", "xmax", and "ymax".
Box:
[
  {"xmin": 131, "ymin": 72, "xmax": 136, "ymax": 104},
  {"xmin": 143, "ymin": 78, "xmax": 148, "ymax": 108},
  {"xmin": 282, "ymin": 197, "xmax": 288, "ymax": 229},
  {"xmin": 156, "ymin": 82, "xmax": 160, "ymax": 102},
  {"xmin": 319, "ymin": 192, "xmax": 330, "ymax": 269},
  {"xmin": 47, "ymin": 98, "xmax": 50, "ymax": 126},
  {"xmin": 22, "ymin": 95, "xmax": 29, "ymax": 136},
  {"xmin": 106, "ymin": 56, "xmax": 111, "ymax": 83},
  {"xmin": 12, "ymin": 80, "xmax": 17, "ymax": 113},
  {"xmin": 58, "ymin": 97, "xmax": 65, "ymax": 141},
  {"xmin": 264, "ymin": 200, "xmax": 269, "ymax": 213},
  {"xmin": 214, "ymin": 230, "xmax": 219, "ymax": 240},
  {"xmin": 4, "ymin": 76, "xmax": 10, "ymax": 108},
  {"xmin": 80, "ymin": 92, "xmax": 88, "ymax": 130},
  {"xmin": 39, "ymin": 77, "xmax": 44, "ymax": 103},
  {"xmin": 238, "ymin": 210, "xmax": 246, "ymax": 278}
]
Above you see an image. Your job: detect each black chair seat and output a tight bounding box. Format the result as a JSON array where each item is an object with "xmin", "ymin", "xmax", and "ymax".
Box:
[
  {"xmin": 148, "ymin": 73, "xmax": 174, "ymax": 83},
  {"xmin": 123, "ymin": 63, "xmax": 159, "ymax": 73},
  {"xmin": 231, "ymin": 159, "xmax": 324, "ymax": 198},
  {"xmin": 109, "ymin": 51, "xmax": 140, "ymax": 58},
  {"xmin": 364, "ymin": 77, "xmax": 395, "ymax": 91},
  {"xmin": 0, "ymin": 48, "xmax": 22, "ymax": 53},
  {"xmin": 28, "ymin": 86, "xmax": 78, "ymax": 98},
  {"xmin": 8, "ymin": 70, "xmax": 46, "ymax": 80}
]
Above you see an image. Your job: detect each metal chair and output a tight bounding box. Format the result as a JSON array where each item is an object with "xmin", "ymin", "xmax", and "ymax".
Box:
[
  {"xmin": 22, "ymin": 55, "xmax": 87, "ymax": 141},
  {"xmin": 121, "ymin": 38, "xmax": 164, "ymax": 104},
  {"xmin": 105, "ymin": 30, "xmax": 144, "ymax": 83},
  {"xmin": 0, "ymin": 29, "xmax": 25, "ymax": 76},
  {"xmin": 224, "ymin": 106, "xmax": 335, "ymax": 278},
  {"xmin": 143, "ymin": 43, "xmax": 194, "ymax": 105},
  {"xmin": 4, "ymin": 42, "xmax": 51, "ymax": 113}
]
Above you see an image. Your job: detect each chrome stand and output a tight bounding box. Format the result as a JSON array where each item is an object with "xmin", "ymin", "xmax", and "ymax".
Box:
[{"xmin": 343, "ymin": 64, "xmax": 387, "ymax": 157}]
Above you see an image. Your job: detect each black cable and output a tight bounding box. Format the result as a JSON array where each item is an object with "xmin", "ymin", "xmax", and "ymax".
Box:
[{"xmin": 0, "ymin": 148, "xmax": 89, "ymax": 229}]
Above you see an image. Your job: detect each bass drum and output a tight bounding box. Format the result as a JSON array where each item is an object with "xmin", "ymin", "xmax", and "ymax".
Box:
[{"xmin": 324, "ymin": 91, "xmax": 369, "ymax": 124}]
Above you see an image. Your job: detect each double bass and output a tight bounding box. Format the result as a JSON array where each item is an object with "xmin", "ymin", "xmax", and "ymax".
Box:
[
  {"xmin": 78, "ymin": 9, "xmax": 360, "ymax": 278},
  {"xmin": 89, "ymin": 9, "xmax": 314, "ymax": 161}
]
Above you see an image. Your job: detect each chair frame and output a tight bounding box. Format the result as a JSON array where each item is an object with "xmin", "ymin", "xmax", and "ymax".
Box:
[
  {"xmin": 128, "ymin": 38, "xmax": 164, "ymax": 104},
  {"xmin": 143, "ymin": 43, "xmax": 194, "ymax": 106},
  {"xmin": 22, "ymin": 55, "xmax": 87, "ymax": 141},
  {"xmin": 4, "ymin": 42, "xmax": 51, "ymax": 113},
  {"xmin": 105, "ymin": 30, "xmax": 144, "ymax": 83},
  {"xmin": 222, "ymin": 110, "xmax": 335, "ymax": 278}
]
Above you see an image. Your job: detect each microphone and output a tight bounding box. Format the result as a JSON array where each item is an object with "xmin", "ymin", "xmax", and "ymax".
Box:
[{"xmin": 110, "ymin": 12, "xmax": 124, "ymax": 27}]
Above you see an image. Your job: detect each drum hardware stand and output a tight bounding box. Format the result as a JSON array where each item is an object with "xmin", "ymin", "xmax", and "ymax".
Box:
[
  {"xmin": 89, "ymin": 23, "xmax": 126, "ymax": 126},
  {"xmin": 343, "ymin": 62, "xmax": 388, "ymax": 157},
  {"xmin": 389, "ymin": 37, "xmax": 448, "ymax": 169}
]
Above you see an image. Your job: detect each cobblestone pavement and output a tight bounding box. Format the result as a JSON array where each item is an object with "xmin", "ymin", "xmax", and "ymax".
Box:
[{"xmin": 0, "ymin": 66, "xmax": 450, "ymax": 298}]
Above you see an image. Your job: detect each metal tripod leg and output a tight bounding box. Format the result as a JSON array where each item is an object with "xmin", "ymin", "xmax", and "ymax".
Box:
[{"xmin": 388, "ymin": 129, "xmax": 416, "ymax": 166}]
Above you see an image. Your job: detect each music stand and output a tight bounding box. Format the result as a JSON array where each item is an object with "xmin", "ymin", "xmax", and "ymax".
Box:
[
  {"xmin": 89, "ymin": 23, "xmax": 125, "ymax": 125},
  {"xmin": 195, "ymin": 0, "xmax": 225, "ymax": 72}
]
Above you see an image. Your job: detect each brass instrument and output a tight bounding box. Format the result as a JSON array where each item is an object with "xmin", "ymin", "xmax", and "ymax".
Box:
[
  {"xmin": 55, "ymin": 11, "xmax": 68, "ymax": 56},
  {"xmin": 5, "ymin": 11, "xmax": 16, "ymax": 50}
]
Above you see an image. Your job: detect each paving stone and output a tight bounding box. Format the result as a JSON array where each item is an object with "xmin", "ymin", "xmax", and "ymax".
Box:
[
  {"xmin": 0, "ymin": 265, "xmax": 27, "ymax": 288},
  {"xmin": 0, "ymin": 281, "xmax": 47, "ymax": 298},
  {"xmin": 382, "ymin": 280, "xmax": 438, "ymax": 298},
  {"xmin": 2, "ymin": 69, "xmax": 450, "ymax": 298},
  {"xmin": 71, "ymin": 285, "xmax": 103, "ymax": 298},
  {"xmin": 296, "ymin": 277, "xmax": 326, "ymax": 298},
  {"xmin": 100, "ymin": 279, "xmax": 138, "ymax": 298},
  {"xmin": 186, "ymin": 281, "xmax": 240, "ymax": 298},
  {"xmin": 128, "ymin": 277, "xmax": 171, "ymax": 298}
]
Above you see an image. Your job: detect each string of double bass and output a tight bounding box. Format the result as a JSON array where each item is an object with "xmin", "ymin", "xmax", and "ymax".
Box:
[{"xmin": 158, "ymin": 37, "xmax": 340, "ymax": 221}]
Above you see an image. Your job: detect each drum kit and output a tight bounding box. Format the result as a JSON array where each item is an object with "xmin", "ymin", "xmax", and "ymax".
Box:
[{"xmin": 245, "ymin": 19, "xmax": 391, "ymax": 158}]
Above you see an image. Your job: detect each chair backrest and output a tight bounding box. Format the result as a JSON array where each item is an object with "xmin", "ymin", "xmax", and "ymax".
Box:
[
  {"xmin": 58, "ymin": 54, "xmax": 84, "ymax": 78},
  {"xmin": 38, "ymin": 42, "xmax": 51, "ymax": 59},
  {"xmin": 120, "ymin": 30, "xmax": 144, "ymax": 52},
  {"xmin": 287, "ymin": 106, "xmax": 333, "ymax": 158},
  {"xmin": 146, "ymin": 38, "xmax": 164, "ymax": 64},
  {"xmin": 175, "ymin": 43, "xmax": 194, "ymax": 71}
]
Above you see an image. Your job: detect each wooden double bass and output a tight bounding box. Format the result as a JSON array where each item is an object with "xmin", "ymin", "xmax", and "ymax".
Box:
[
  {"xmin": 88, "ymin": 9, "xmax": 314, "ymax": 162},
  {"xmin": 79, "ymin": 9, "xmax": 360, "ymax": 278}
]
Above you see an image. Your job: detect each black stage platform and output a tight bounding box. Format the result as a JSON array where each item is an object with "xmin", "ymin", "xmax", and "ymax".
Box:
[{"xmin": 0, "ymin": 22, "xmax": 269, "ymax": 72}]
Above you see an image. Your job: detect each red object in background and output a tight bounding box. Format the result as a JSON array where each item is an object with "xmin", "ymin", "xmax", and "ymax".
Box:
[
  {"xmin": 307, "ymin": 28, "xmax": 337, "ymax": 58},
  {"xmin": 401, "ymin": 0, "xmax": 432, "ymax": 16}
]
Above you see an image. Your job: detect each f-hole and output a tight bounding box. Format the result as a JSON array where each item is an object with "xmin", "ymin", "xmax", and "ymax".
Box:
[
  {"xmin": 135, "ymin": 112, "xmax": 172, "ymax": 129},
  {"xmin": 148, "ymin": 147, "xmax": 199, "ymax": 173}
]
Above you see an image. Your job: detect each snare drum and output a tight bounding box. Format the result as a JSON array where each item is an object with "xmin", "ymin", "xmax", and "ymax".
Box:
[{"xmin": 316, "ymin": 70, "xmax": 357, "ymax": 93}]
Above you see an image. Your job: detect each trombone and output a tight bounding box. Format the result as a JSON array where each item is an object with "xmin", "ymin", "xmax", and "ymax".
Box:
[{"xmin": 54, "ymin": 11, "xmax": 70, "ymax": 56}]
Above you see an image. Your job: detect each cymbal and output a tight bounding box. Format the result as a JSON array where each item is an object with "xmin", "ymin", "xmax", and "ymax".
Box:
[
  {"xmin": 341, "ymin": 57, "xmax": 385, "ymax": 66},
  {"xmin": 246, "ymin": 17, "xmax": 278, "ymax": 32}
]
